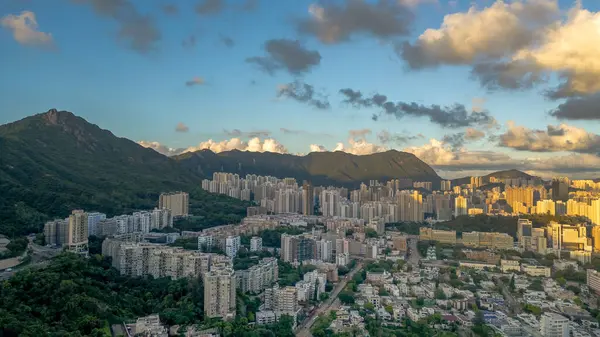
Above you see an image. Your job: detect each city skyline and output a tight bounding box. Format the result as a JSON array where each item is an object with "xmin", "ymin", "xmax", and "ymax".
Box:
[{"xmin": 2, "ymin": 0, "xmax": 600, "ymax": 180}]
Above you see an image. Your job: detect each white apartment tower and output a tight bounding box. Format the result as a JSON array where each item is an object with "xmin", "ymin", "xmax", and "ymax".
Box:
[
  {"xmin": 540, "ymin": 312, "xmax": 569, "ymax": 337},
  {"xmin": 159, "ymin": 192, "xmax": 189, "ymax": 217},
  {"xmin": 250, "ymin": 237, "xmax": 263, "ymax": 252},
  {"xmin": 204, "ymin": 267, "xmax": 237, "ymax": 319},
  {"xmin": 225, "ymin": 235, "xmax": 241, "ymax": 258}
]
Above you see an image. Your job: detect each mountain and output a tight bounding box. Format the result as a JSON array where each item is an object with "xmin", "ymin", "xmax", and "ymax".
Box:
[
  {"xmin": 452, "ymin": 169, "xmax": 535, "ymax": 186},
  {"xmin": 175, "ymin": 149, "xmax": 441, "ymax": 188},
  {"xmin": 485, "ymin": 169, "xmax": 533, "ymax": 180},
  {"xmin": 0, "ymin": 109, "xmax": 247, "ymax": 236}
]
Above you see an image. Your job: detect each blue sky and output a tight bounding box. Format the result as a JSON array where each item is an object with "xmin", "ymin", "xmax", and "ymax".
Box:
[{"xmin": 2, "ymin": 0, "xmax": 600, "ymax": 178}]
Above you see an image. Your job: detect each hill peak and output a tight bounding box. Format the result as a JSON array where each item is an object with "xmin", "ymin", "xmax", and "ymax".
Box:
[{"xmin": 42, "ymin": 109, "xmax": 77, "ymax": 125}]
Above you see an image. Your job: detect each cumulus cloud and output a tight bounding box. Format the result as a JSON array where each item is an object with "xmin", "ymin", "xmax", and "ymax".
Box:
[
  {"xmin": 195, "ymin": 0, "xmax": 225, "ymax": 15},
  {"xmin": 185, "ymin": 77, "xmax": 205, "ymax": 86},
  {"xmin": 402, "ymin": 137, "xmax": 600, "ymax": 178},
  {"xmin": 296, "ymin": 0, "xmax": 413, "ymax": 44},
  {"xmin": 140, "ymin": 137, "xmax": 288, "ymax": 155},
  {"xmin": 175, "ymin": 122, "xmax": 189, "ymax": 133},
  {"xmin": 73, "ymin": 0, "xmax": 161, "ymax": 53},
  {"xmin": 465, "ymin": 128, "xmax": 485, "ymax": 141},
  {"xmin": 223, "ymin": 129, "xmax": 271, "ymax": 138},
  {"xmin": 549, "ymin": 93, "xmax": 600, "ymax": 121},
  {"xmin": 309, "ymin": 144, "xmax": 327, "ymax": 152},
  {"xmin": 246, "ymin": 39, "xmax": 321, "ymax": 75},
  {"xmin": 138, "ymin": 141, "xmax": 185, "ymax": 156},
  {"xmin": 1, "ymin": 11, "xmax": 54, "ymax": 47},
  {"xmin": 189, "ymin": 137, "xmax": 288, "ymax": 154},
  {"xmin": 513, "ymin": 6, "xmax": 600, "ymax": 98},
  {"xmin": 309, "ymin": 129, "xmax": 388, "ymax": 155},
  {"xmin": 498, "ymin": 122, "xmax": 600, "ymax": 153},
  {"xmin": 339, "ymin": 88, "xmax": 496, "ymax": 128},
  {"xmin": 404, "ymin": 139, "xmax": 521, "ymax": 171},
  {"xmin": 277, "ymin": 81, "xmax": 330, "ymax": 109},
  {"xmin": 400, "ymin": 0, "xmax": 600, "ymax": 97},
  {"xmin": 399, "ymin": 0, "xmax": 558, "ymax": 68}
]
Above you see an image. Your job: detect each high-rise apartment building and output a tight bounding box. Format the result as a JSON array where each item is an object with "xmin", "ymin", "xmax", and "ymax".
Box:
[
  {"xmin": 67, "ymin": 210, "xmax": 89, "ymax": 255},
  {"xmin": 302, "ymin": 181, "xmax": 314, "ymax": 215},
  {"xmin": 517, "ymin": 219, "xmax": 533, "ymax": 250},
  {"xmin": 87, "ymin": 212, "xmax": 106, "ymax": 238},
  {"xmin": 264, "ymin": 284, "xmax": 299, "ymax": 316},
  {"xmin": 158, "ymin": 192, "xmax": 189, "ymax": 217},
  {"xmin": 454, "ymin": 196, "xmax": 468, "ymax": 217},
  {"xmin": 551, "ymin": 178, "xmax": 570, "ymax": 202},
  {"xmin": 540, "ymin": 312, "xmax": 569, "ymax": 337},
  {"xmin": 235, "ymin": 257, "xmax": 278, "ymax": 293},
  {"xmin": 225, "ymin": 236, "xmax": 241, "ymax": 258},
  {"xmin": 250, "ymin": 236, "xmax": 263, "ymax": 252},
  {"xmin": 204, "ymin": 267, "xmax": 237, "ymax": 319},
  {"xmin": 470, "ymin": 176, "xmax": 483, "ymax": 188},
  {"xmin": 440, "ymin": 180, "xmax": 452, "ymax": 191},
  {"xmin": 397, "ymin": 190, "xmax": 424, "ymax": 222},
  {"xmin": 587, "ymin": 269, "xmax": 600, "ymax": 294},
  {"xmin": 44, "ymin": 219, "xmax": 68, "ymax": 246}
]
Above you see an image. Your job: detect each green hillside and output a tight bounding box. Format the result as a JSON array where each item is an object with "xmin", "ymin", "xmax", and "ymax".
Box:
[
  {"xmin": 0, "ymin": 109, "xmax": 249, "ymax": 236},
  {"xmin": 175, "ymin": 148, "xmax": 441, "ymax": 188}
]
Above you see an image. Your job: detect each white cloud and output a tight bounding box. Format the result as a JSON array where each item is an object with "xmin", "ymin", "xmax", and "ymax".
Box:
[
  {"xmin": 465, "ymin": 128, "xmax": 485, "ymax": 141},
  {"xmin": 309, "ymin": 144, "xmax": 327, "ymax": 152},
  {"xmin": 498, "ymin": 122, "xmax": 600, "ymax": 153},
  {"xmin": 139, "ymin": 137, "xmax": 288, "ymax": 155},
  {"xmin": 186, "ymin": 137, "xmax": 288, "ymax": 154},
  {"xmin": 138, "ymin": 141, "xmax": 184, "ymax": 156},
  {"xmin": 512, "ymin": 5, "xmax": 600, "ymax": 96},
  {"xmin": 401, "ymin": 0, "xmax": 558, "ymax": 67},
  {"xmin": 1, "ymin": 11, "xmax": 54, "ymax": 47}
]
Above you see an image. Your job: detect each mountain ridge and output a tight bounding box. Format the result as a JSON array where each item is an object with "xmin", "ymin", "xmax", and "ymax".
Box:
[
  {"xmin": 174, "ymin": 147, "xmax": 442, "ymax": 188},
  {"xmin": 0, "ymin": 109, "xmax": 249, "ymax": 236}
]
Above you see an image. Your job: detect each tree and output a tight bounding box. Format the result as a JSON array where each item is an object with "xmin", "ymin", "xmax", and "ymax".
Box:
[
  {"xmin": 365, "ymin": 228, "xmax": 378, "ymax": 238},
  {"xmin": 339, "ymin": 291, "xmax": 355, "ymax": 305}
]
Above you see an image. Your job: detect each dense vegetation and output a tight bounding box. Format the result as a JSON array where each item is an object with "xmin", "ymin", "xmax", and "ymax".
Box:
[
  {"xmin": 0, "ymin": 253, "xmax": 296, "ymax": 337},
  {"xmin": 0, "ymin": 253, "xmax": 205, "ymax": 336},
  {"xmin": 0, "ymin": 109, "xmax": 250, "ymax": 237},
  {"xmin": 0, "ymin": 236, "xmax": 28, "ymax": 259},
  {"xmin": 176, "ymin": 148, "xmax": 441, "ymax": 189}
]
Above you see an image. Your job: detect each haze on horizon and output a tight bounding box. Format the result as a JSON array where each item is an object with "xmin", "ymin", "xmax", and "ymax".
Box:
[{"xmin": 2, "ymin": 0, "xmax": 600, "ymax": 180}]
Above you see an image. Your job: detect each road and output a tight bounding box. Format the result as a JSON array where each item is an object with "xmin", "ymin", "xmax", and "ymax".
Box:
[
  {"xmin": 295, "ymin": 261, "xmax": 364, "ymax": 337},
  {"xmin": 0, "ymin": 239, "xmax": 60, "ymax": 280}
]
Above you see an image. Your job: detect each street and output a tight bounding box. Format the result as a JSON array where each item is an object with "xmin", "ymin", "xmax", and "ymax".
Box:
[{"xmin": 295, "ymin": 261, "xmax": 364, "ymax": 337}]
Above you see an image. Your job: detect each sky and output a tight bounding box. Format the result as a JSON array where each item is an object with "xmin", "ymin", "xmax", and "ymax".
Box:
[{"xmin": 1, "ymin": 0, "xmax": 600, "ymax": 179}]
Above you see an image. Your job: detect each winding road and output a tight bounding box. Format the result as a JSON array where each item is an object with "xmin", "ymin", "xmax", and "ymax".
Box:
[{"xmin": 295, "ymin": 261, "xmax": 364, "ymax": 337}]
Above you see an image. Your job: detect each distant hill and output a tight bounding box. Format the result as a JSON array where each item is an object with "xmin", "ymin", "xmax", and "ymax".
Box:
[
  {"xmin": 175, "ymin": 149, "xmax": 442, "ymax": 188},
  {"xmin": 452, "ymin": 169, "xmax": 535, "ymax": 186},
  {"xmin": 0, "ymin": 109, "xmax": 248, "ymax": 236},
  {"xmin": 485, "ymin": 169, "xmax": 533, "ymax": 180}
]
